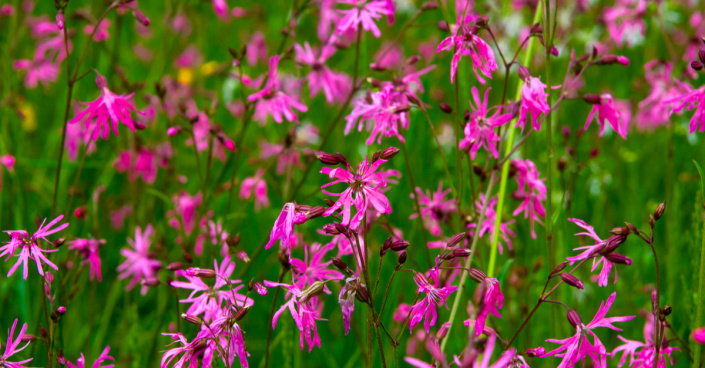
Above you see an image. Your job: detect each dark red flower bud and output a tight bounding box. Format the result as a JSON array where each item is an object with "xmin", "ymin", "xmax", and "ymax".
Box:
[
  {"xmin": 133, "ymin": 9, "xmax": 150, "ymax": 26},
  {"xmin": 39, "ymin": 325, "xmax": 47, "ymax": 338},
  {"xmin": 333, "ymin": 223, "xmax": 351, "ymax": 237},
  {"xmin": 370, "ymin": 62, "xmax": 387, "ymax": 71},
  {"xmin": 227, "ymin": 233, "xmax": 241, "ymax": 248},
  {"xmin": 380, "ymin": 147, "xmax": 400, "ymax": 160},
  {"xmin": 371, "ymin": 150, "xmax": 382, "ymax": 164},
  {"xmin": 436, "ymin": 21, "xmax": 449, "ymax": 32},
  {"xmin": 527, "ymin": 347, "xmax": 545, "ymax": 357},
  {"xmin": 604, "ymin": 253, "xmax": 632, "ymax": 265},
  {"xmin": 662, "ymin": 305, "xmax": 672, "ymax": 316},
  {"xmin": 183, "ymin": 252, "xmax": 193, "ymax": 263},
  {"xmin": 583, "ymin": 94, "xmax": 601, "ymax": 105},
  {"xmin": 142, "ymin": 277, "xmax": 160, "ymax": 287},
  {"xmin": 355, "ymin": 284, "xmax": 370, "ymax": 303},
  {"xmin": 691, "ymin": 61, "xmax": 704, "ymax": 71},
  {"xmin": 562, "ymin": 125, "xmax": 571, "ymax": 138},
  {"xmin": 589, "ymin": 147, "xmax": 599, "ymax": 157},
  {"xmin": 73, "ymin": 206, "xmax": 87, "ymax": 220},
  {"xmin": 610, "ymin": 227, "xmax": 630, "ymax": 235},
  {"xmin": 407, "ymin": 56, "xmax": 420, "ymax": 65},
  {"xmin": 235, "ymin": 306, "xmax": 250, "ymax": 321},
  {"xmin": 439, "ymin": 103, "xmax": 453, "ymax": 114},
  {"xmin": 468, "ymin": 268, "xmax": 487, "ymax": 283},
  {"xmin": 559, "ymin": 273, "xmax": 584, "ymax": 289},
  {"xmin": 323, "ymin": 198, "xmax": 336, "ymax": 207},
  {"xmin": 53, "ymin": 238, "xmax": 65, "ymax": 248},
  {"xmin": 380, "ymin": 236, "xmax": 394, "ymax": 257},
  {"xmin": 566, "ymin": 309, "xmax": 583, "ymax": 328},
  {"xmin": 530, "ymin": 22, "xmax": 543, "ymax": 34},
  {"xmin": 699, "ymin": 48, "xmax": 705, "ymax": 63},
  {"xmin": 334, "ymin": 152, "xmax": 349, "ymax": 166},
  {"xmin": 306, "ymin": 206, "xmax": 326, "ymax": 219},
  {"xmin": 322, "ymin": 223, "xmax": 340, "ymax": 235},
  {"xmin": 448, "ymin": 248, "xmax": 471, "ymax": 259},
  {"xmin": 447, "ymin": 232, "xmax": 467, "ymax": 247},
  {"xmin": 332, "ymin": 257, "xmax": 351, "ymax": 275},
  {"xmin": 557, "ymin": 157, "xmax": 567, "ymax": 172},
  {"xmin": 518, "ymin": 65, "xmax": 531, "ymax": 80},
  {"xmin": 654, "ymin": 201, "xmax": 665, "ymax": 221},
  {"xmin": 398, "ymin": 251, "xmax": 407, "ymax": 264},
  {"xmin": 317, "ymin": 152, "xmax": 340, "ymax": 165},
  {"xmin": 436, "ymin": 322, "xmax": 450, "ymax": 340},
  {"xmin": 391, "ymin": 240, "xmax": 409, "ymax": 251},
  {"xmin": 167, "ymin": 262, "xmax": 183, "ymax": 271},
  {"xmin": 549, "ymin": 261, "xmax": 569, "ymax": 277},
  {"xmin": 21, "ymin": 333, "xmax": 38, "ymax": 342}
]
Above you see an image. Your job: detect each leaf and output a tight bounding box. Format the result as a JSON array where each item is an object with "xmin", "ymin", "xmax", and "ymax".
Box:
[
  {"xmin": 144, "ymin": 188, "xmax": 172, "ymax": 206},
  {"xmin": 497, "ymin": 258, "xmax": 515, "ymax": 288},
  {"xmin": 694, "ymin": 160, "xmax": 705, "ymax": 202}
]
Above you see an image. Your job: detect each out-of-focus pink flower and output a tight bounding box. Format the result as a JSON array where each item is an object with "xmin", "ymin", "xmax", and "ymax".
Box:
[
  {"xmin": 459, "ymin": 87, "xmax": 513, "ymax": 158},
  {"xmin": 172, "ymin": 191, "xmax": 202, "ymax": 235},
  {"xmin": 174, "ymin": 45, "xmax": 203, "ymax": 69},
  {"xmin": 541, "ymin": 292, "xmax": 635, "ymax": 368},
  {"xmin": 694, "ymin": 327, "xmax": 705, "ymax": 344},
  {"xmin": 436, "ymin": 27, "xmax": 497, "ymax": 84},
  {"xmin": 169, "ymin": 12, "xmax": 192, "ymax": 36},
  {"xmin": 408, "ymin": 267, "xmax": 458, "ymax": 333},
  {"xmin": 294, "ymin": 42, "xmax": 352, "ymax": 104},
  {"xmin": 613, "ymin": 315, "xmax": 679, "ymax": 368},
  {"xmin": 410, "ymin": 182, "xmax": 456, "ymax": 236},
  {"xmin": 336, "ymin": 0, "xmax": 393, "ymax": 38},
  {"xmin": 65, "ymin": 106, "xmax": 98, "ymax": 161},
  {"xmin": 603, "ymin": 0, "xmax": 646, "ymax": 47},
  {"xmin": 248, "ymin": 56, "xmax": 308, "ymax": 124},
  {"xmin": 113, "ymin": 143, "xmax": 172, "ymax": 184},
  {"xmin": 0, "ymin": 154, "xmax": 15, "ymax": 191},
  {"xmin": 13, "ymin": 58, "xmax": 60, "ymax": 88},
  {"xmin": 516, "ymin": 75, "xmax": 550, "ymax": 132},
  {"xmin": 109, "ymin": 205, "xmax": 132, "ymax": 229},
  {"xmin": 468, "ymin": 194, "xmax": 515, "ymax": 254},
  {"xmin": 0, "ymin": 4, "xmax": 15, "ymax": 16},
  {"xmin": 636, "ymin": 61, "xmax": 679, "ymax": 130},
  {"xmin": 117, "ymin": 225, "xmax": 162, "ymax": 295},
  {"xmin": 585, "ymin": 94, "xmax": 628, "ymax": 139},
  {"xmin": 511, "ymin": 159, "xmax": 546, "ymax": 239},
  {"xmin": 0, "ymin": 319, "xmax": 34, "ymax": 367},
  {"xmin": 83, "ymin": 18, "xmax": 111, "ymax": 42},
  {"xmin": 264, "ymin": 280, "xmax": 325, "ymax": 351},
  {"xmin": 664, "ymin": 79, "xmax": 705, "ymax": 134},
  {"xmin": 212, "ymin": 0, "xmax": 229, "ymax": 20},
  {"xmin": 66, "ymin": 346, "xmax": 114, "ymax": 368},
  {"xmin": 321, "ymin": 156, "xmax": 392, "ymax": 230},
  {"xmin": 566, "ymin": 218, "xmax": 630, "ymax": 287},
  {"xmin": 68, "ymin": 238, "xmax": 106, "ymax": 281},
  {"xmin": 1, "ymin": 215, "xmax": 67, "ymax": 279},
  {"xmin": 185, "ymin": 111, "xmax": 235, "ymax": 161},
  {"xmin": 240, "ymin": 169, "xmax": 269, "ymax": 211},
  {"xmin": 466, "ymin": 274, "xmax": 504, "ymax": 337},
  {"xmin": 69, "ymin": 74, "xmax": 144, "ymax": 141},
  {"xmin": 246, "ymin": 31, "xmax": 268, "ymax": 66}
]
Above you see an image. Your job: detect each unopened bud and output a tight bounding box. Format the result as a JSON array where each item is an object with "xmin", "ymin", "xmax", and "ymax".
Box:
[
  {"xmin": 237, "ymin": 251, "xmax": 250, "ymax": 263},
  {"xmin": 301, "ymin": 282, "xmax": 325, "ymax": 303},
  {"xmin": 226, "ymin": 233, "xmax": 240, "ymax": 248},
  {"xmin": 530, "ymin": 22, "xmax": 543, "ymax": 34},
  {"xmin": 183, "ymin": 252, "xmax": 193, "ymax": 263},
  {"xmin": 322, "ymin": 223, "xmax": 340, "ymax": 235},
  {"xmin": 191, "ymin": 267, "xmax": 216, "ymax": 278},
  {"xmin": 21, "ymin": 334, "xmax": 38, "ymax": 342},
  {"xmin": 380, "ymin": 236, "xmax": 393, "ymax": 257},
  {"xmin": 133, "ymin": 9, "xmax": 150, "ymax": 26},
  {"xmin": 617, "ymin": 56, "xmax": 629, "ymax": 65},
  {"xmin": 355, "ymin": 284, "xmax": 370, "ymax": 303},
  {"xmin": 380, "ymin": 147, "xmax": 400, "ymax": 160},
  {"xmin": 549, "ymin": 261, "xmax": 568, "ymax": 277},
  {"xmin": 447, "ymin": 232, "xmax": 467, "ymax": 247},
  {"xmin": 303, "ymin": 206, "xmax": 324, "ymax": 220},
  {"xmin": 436, "ymin": 21, "xmax": 449, "ymax": 32},
  {"xmin": 369, "ymin": 62, "xmax": 387, "ymax": 71},
  {"xmin": 444, "ymin": 248, "xmax": 471, "ymax": 260},
  {"xmin": 407, "ymin": 56, "xmax": 420, "ymax": 65},
  {"xmin": 73, "ymin": 206, "xmax": 87, "ymax": 220},
  {"xmin": 398, "ymin": 251, "xmax": 407, "ymax": 265},
  {"xmin": 436, "ymin": 322, "xmax": 450, "ymax": 340},
  {"xmin": 518, "ymin": 65, "xmax": 531, "ymax": 80},
  {"xmin": 589, "ymin": 147, "xmax": 599, "ymax": 157},
  {"xmin": 662, "ymin": 305, "xmax": 672, "ymax": 317},
  {"xmin": 527, "ymin": 347, "xmax": 545, "ymax": 357},
  {"xmin": 334, "ymin": 152, "xmax": 349, "ymax": 166},
  {"xmin": 692, "ymin": 61, "xmax": 704, "ymax": 71},
  {"xmin": 181, "ymin": 313, "xmax": 203, "ymax": 325},
  {"xmin": 649, "ymin": 215, "xmax": 655, "ymax": 229},
  {"xmin": 40, "ymin": 325, "xmax": 48, "ymax": 338},
  {"xmin": 323, "ymin": 198, "xmax": 336, "ymax": 207},
  {"xmin": 56, "ymin": 306, "xmax": 66, "ymax": 316},
  {"xmin": 654, "ymin": 201, "xmax": 665, "ymax": 221},
  {"xmin": 610, "ymin": 227, "xmax": 630, "ymax": 235},
  {"xmin": 142, "ymin": 277, "xmax": 160, "ymax": 287},
  {"xmin": 624, "ymin": 222, "xmax": 638, "ymax": 234},
  {"xmin": 557, "ymin": 157, "xmax": 567, "ymax": 172},
  {"xmin": 333, "ymin": 223, "xmax": 350, "ymax": 237},
  {"xmin": 566, "ymin": 309, "xmax": 583, "ymax": 328},
  {"xmin": 391, "ymin": 240, "xmax": 409, "ymax": 251},
  {"xmin": 583, "ymin": 94, "xmax": 601, "ymax": 105},
  {"xmin": 604, "ymin": 253, "xmax": 632, "ymax": 265},
  {"xmin": 468, "ymin": 268, "xmax": 487, "ymax": 283},
  {"xmin": 439, "ymin": 103, "xmax": 453, "ymax": 114},
  {"xmin": 235, "ymin": 306, "xmax": 250, "ymax": 321},
  {"xmin": 53, "ymin": 238, "xmax": 65, "ymax": 248},
  {"xmin": 421, "ymin": 1, "xmax": 438, "ymax": 10},
  {"xmin": 602, "ymin": 234, "xmax": 628, "ymax": 253},
  {"xmin": 316, "ymin": 152, "xmax": 340, "ymax": 165},
  {"xmin": 56, "ymin": 11, "xmax": 64, "ymax": 30},
  {"xmin": 699, "ymin": 48, "xmax": 705, "ymax": 63},
  {"xmin": 167, "ymin": 126, "xmax": 182, "ymax": 136},
  {"xmin": 559, "ymin": 273, "xmax": 584, "ymax": 289}
]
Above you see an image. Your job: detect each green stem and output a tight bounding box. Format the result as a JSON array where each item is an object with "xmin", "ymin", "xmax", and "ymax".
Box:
[
  {"xmin": 401, "ymin": 143, "xmax": 431, "ymax": 265},
  {"xmin": 486, "ymin": 4, "xmax": 543, "ymax": 277},
  {"xmin": 695, "ymin": 178, "xmax": 705, "ymax": 367},
  {"xmin": 264, "ymin": 266, "xmax": 285, "ymax": 368},
  {"xmin": 543, "ymin": 0, "xmax": 554, "ymax": 269}
]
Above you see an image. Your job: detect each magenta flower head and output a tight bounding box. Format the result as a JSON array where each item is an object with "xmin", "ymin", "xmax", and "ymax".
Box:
[
  {"xmin": 294, "ymin": 42, "xmax": 351, "ymax": 105},
  {"xmin": 240, "ymin": 169, "xmax": 269, "ymax": 211},
  {"xmin": 248, "ymin": 56, "xmax": 308, "ymax": 124},
  {"xmin": 1, "ymin": 215, "xmax": 68, "ymax": 279},
  {"xmin": 566, "ymin": 218, "xmax": 630, "ymax": 287},
  {"xmin": 0, "ymin": 319, "xmax": 34, "ymax": 368},
  {"xmin": 603, "ymin": 0, "xmax": 646, "ymax": 47},
  {"xmin": 511, "ymin": 159, "xmax": 546, "ymax": 239},
  {"xmin": 321, "ymin": 155, "xmax": 392, "ymax": 230},
  {"xmin": 613, "ymin": 315, "xmax": 679, "ymax": 368},
  {"xmin": 69, "ymin": 73, "xmax": 144, "ymax": 141},
  {"xmin": 67, "ymin": 238, "xmax": 106, "ymax": 281},
  {"xmin": 664, "ymin": 78, "xmax": 705, "ymax": 134},
  {"xmin": 266, "ymin": 203, "xmax": 309, "ymax": 251},
  {"xmin": 84, "ymin": 19, "xmax": 111, "ymax": 42},
  {"xmin": 344, "ymin": 84, "xmax": 410, "ymax": 145},
  {"xmin": 66, "ymin": 346, "xmax": 114, "ymax": 368},
  {"xmin": 516, "ymin": 74, "xmax": 550, "ymax": 132},
  {"xmin": 171, "ymin": 191, "xmax": 202, "ymax": 235},
  {"xmin": 212, "ymin": 0, "xmax": 229, "ymax": 20},
  {"xmin": 117, "ymin": 225, "xmax": 162, "ymax": 295},
  {"xmin": 264, "ymin": 280, "xmax": 325, "ymax": 352},
  {"xmin": 584, "ymin": 93, "xmax": 628, "ymax": 139},
  {"xmin": 408, "ymin": 266, "xmax": 458, "ymax": 333},
  {"xmin": 436, "ymin": 25, "xmax": 497, "ymax": 84},
  {"xmin": 336, "ymin": 0, "xmax": 393, "ymax": 38},
  {"xmin": 409, "ymin": 181, "xmax": 456, "ymax": 236},
  {"xmin": 459, "ymin": 87, "xmax": 513, "ymax": 159},
  {"xmin": 13, "ymin": 58, "xmax": 60, "ymax": 88},
  {"xmin": 541, "ymin": 292, "xmax": 635, "ymax": 368},
  {"xmin": 470, "ymin": 273, "xmax": 504, "ymax": 337}
]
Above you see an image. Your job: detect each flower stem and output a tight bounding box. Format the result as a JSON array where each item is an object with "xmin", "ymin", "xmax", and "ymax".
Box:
[
  {"xmin": 401, "ymin": 143, "xmax": 431, "ymax": 265},
  {"xmin": 695, "ymin": 169, "xmax": 705, "ymax": 367},
  {"xmin": 543, "ymin": 0, "xmax": 555, "ymax": 270},
  {"xmin": 649, "ymin": 240, "xmax": 661, "ymax": 368},
  {"xmin": 264, "ymin": 266, "xmax": 285, "ymax": 368}
]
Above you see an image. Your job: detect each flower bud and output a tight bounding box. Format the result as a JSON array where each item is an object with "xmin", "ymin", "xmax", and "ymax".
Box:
[
  {"xmin": 333, "ymin": 223, "xmax": 351, "ymax": 238},
  {"xmin": 301, "ymin": 281, "xmax": 325, "ymax": 303},
  {"xmin": 223, "ymin": 139, "xmax": 236, "ymax": 152},
  {"xmin": 56, "ymin": 306, "xmax": 66, "ymax": 316},
  {"xmin": 566, "ymin": 309, "xmax": 583, "ymax": 328},
  {"xmin": 380, "ymin": 236, "xmax": 394, "ymax": 257},
  {"xmin": 601, "ymin": 234, "xmax": 628, "ymax": 253},
  {"xmin": 549, "ymin": 261, "xmax": 568, "ymax": 277},
  {"xmin": 279, "ymin": 251, "xmax": 290, "ymax": 269},
  {"xmin": 53, "ymin": 238, "xmax": 65, "ymax": 248},
  {"xmin": 662, "ymin": 305, "xmax": 672, "ymax": 317},
  {"xmin": 40, "ymin": 325, "xmax": 47, "ymax": 338},
  {"xmin": 369, "ymin": 62, "xmax": 387, "ymax": 71},
  {"xmin": 334, "ymin": 152, "xmax": 349, "ymax": 166},
  {"xmin": 133, "ymin": 9, "xmax": 150, "ymax": 26},
  {"xmin": 355, "ymin": 284, "xmax": 370, "ymax": 303},
  {"xmin": 407, "ymin": 56, "xmax": 420, "ymax": 65},
  {"xmin": 693, "ymin": 327, "xmax": 705, "ymax": 344},
  {"xmin": 323, "ymin": 198, "xmax": 336, "ymax": 207},
  {"xmin": 398, "ymin": 251, "xmax": 407, "ymax": 265},
  {"xmin": 21, "ymin": 334, "xmax": 38, "ymax": 343},
  {"xmin": 559, "ymin": 273, "xmax": 584, "ymax": 289},
  {"xmin": 237, "ymin": 250, "xmax": 250, "ymax": 263},
  {"xmin": 332, "ymin": 257, "xmax": 351, "ymax": 274},
  {"xmin": 142, "ymin": 277, "xmax": 160, "ymax": 287},
  {"xmin": 421, "ymin": 1, "xmax": 438, "ymax": 10},
  {"xmin": 447, "ymin": 232, "xmax": 467, "ymax": 247},
  {"xmin": 316, "ymin": 152, "xmax": 340, "ymax": 165},
  {"xmin": 604, "ymin": 253, "xmax": 632, "ymax": 265},
  {"xmin": 654, "ymin": 201, "xmax": 665, "ymax": 221},
  {"xmin": 183, "ymin": 252, "xmax": 193, "ymax": 263},
  {"xmin": 649, "ymin": 215, "xmax": 655, "ymax": 229},
  {"xmin": 190, "ymin": 267, "xmax": 216, "ymax": 278},
  {"xmin": 167, "ymin": 126, "xmax": 182, "ymax": 136},
  {"xmin": 380, "ymin": 147, "xmax": 400, "ymax": 160},
  {"xmin": 436, "ymin": 322, "xmax": 450, "ymax": 340},
  {"xmin": 624, "ymin": 222, "xmax": 637, "ymax": 234},
  {"xmin": 468, "ymin": 268, "xmax": 487, "ymax": 283},
  {"xmin": 73, "ymin": 206, "xmax": 87, "ymax": 220},
  {"xmin": 692, "ymin": 61, "xmax": 704, "ymax": 71},
  {"xmin": 166, "ymin": 262, "xmax": 183, "ymax": 271},
  {"xmin": 181, "ymin": 313, "xmax": 203, "ymax": 325},
  {"xmin": 583, "ymin": 94, "xmax": 601, "ymax": 105},
  {"xmin": 518, "ymin": 65, "xmax": 531, "ymax": 80},
  {"xmin": 439, "ymin": 103, "xmax": 453, "ymax": 114},
  {"xmin": 617, "ymin": 56, "xmax": 629, "ymax": 65},
  {"xmin": 436, "ymin": 21, "xmax": 449, "ymax": 32},
  {"xmin": 306, "ymin": 206, "xmax": 326, "ymax": 219},
  {"xmin": 527, "ymin": 347, "xmax": 545, "ymax": 357},
  {"xmin": 530, "ymin": 22, "xmax": 543, "ymax": 34},
  {"xmin": 391, "ymin": 240, "xmax": 409, "ymax": 251},
  {"xmin": 235, "ymin": 306, "xmax": 250, "ymax": 321},
  {"xmin": 610, "ymin": 227, "xmax": 630, "ymax": 235},
  {"xmin": 226, "ymin": 233, "xmax": 241, "ymax": 248},
  {"xmin": 322, "ymin": 223, "xmax": 340, "ymax": 235},
  {"xmin": 447, "ymin": 248, "xmax": 471, "ymax": 259},
  {"xmin": 56, "ymin": 11, "xmax": 65, "ymax": 30},
  {"xmin": 557, "ymin": 157, "xmax": 567, "ymax": 172}
]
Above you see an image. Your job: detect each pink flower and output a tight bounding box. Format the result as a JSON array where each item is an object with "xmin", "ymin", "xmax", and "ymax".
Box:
[
  {"xmin": 585, "ymin": 94, "xmax": 628, "ymax": 139},
  {"xmin": 511, "ymin": 159, "xmax": 546, "ymax": 239},
  {"xmin": 466, "ymin": 275, "xmax": 504, "ymax": 337},
  {"xmin": 65, "ymin": 110, "xmax": 97, "ymax": 161},
  {"xmin": 66, "ymin": 346, "xmax": 114, "ymax": 368},
  {"xmin": 113, "ymin": 143, "xmax": 171, "ymax": 184},
  {"xmin": 117, "ymin": 225, "xmax": 162, "ymax": 295},
  {"xmin": 1, "ymin": 215, "xmax": 67, "ymax": 279},
  {"xmin": 694, "ymin": 327, "xmax": 705, "ymax": 344},
  {"xmin": 264, "ymin": 280, "xmax": 325, "ymax": 351},
  {"xmin": 0, "ymin": 4, "xmax": 15, "ymax": 16},
  {"xmin": 185, "ymin": 111, "xmax": 235, "ymax": 161},
  {"xmin": 13, "ymin": 58, "xmax": 60, "ymax": 88},
  {"xmin": 344, "ymin": 84, "xmax": 409, "ymax": 144},
  {"xmin": 408, "ymin": 267, "xmax": 458, "ymax": 333},
  {"xmin": 246, "ymin": 31, "xmax": 268, "ymax": 66},
  {"xmin": 459, "ymin": 87, "xmax": 513, "ymax": 158},
  {"xmin": 171, "ymin": 256, "xmax": 252, "ymax": 322},
  {"xmin": 172, "ymin": 191, "xmax": 202, "ymax": 235},
  {"xmin": 636, "ymin": 61, "xmax": 679, "ymax": 130},
  {"xmin": 0, "ymin": 319, "xmax": 34, "ymax": 368},
  {"xmin": 69, "ymin": 74, "xmax": 144, "ymax": 141},
  {"xmin": 541, "ymin": 292, "xmax": 635, "ymax": 368},
  {"xmin": 516, "ymin": 75, "xmax": 550, "ymax": 132},
  {"xmin": 266, "ymin": 203, "xmax": 309, "ymax": 250},
  {"xmin": 212, "ymin": 0, "xmax": 229, "ymax": 20},
  {"xmin": 321, "ymin": 156, "xmax": 392, "ymax": 230},
  {"xmin": 664, "ymin": 78, "xmax": 705, "ymax": 134},
  {"xmin": 436, "ymin": 27, "xmax": 497, "ymax": 84},
  {"xmin": 294, "ymin": 42, "xmax": 352, "ymax": 104},
  {"xmin": 338, "ymin": 272, "xmax": 364, "ymax": 335},
  {"xmin": 67, "ymin": 238, "xmax": 106, "ymax": 281},
  {"xmin": 603, "ymin": 0, "xmax": 646, "ymax": 47},
  {"xmin": 409, "ymin": 182, "xmax": 456, "ymax": 236},
  {"xmin": 336, "ymin": 0, "xmax": 393, "ymax": 38},
  {"xmin": 240, "ymin": 169, "xmax": 269, "ymax": 211},
  {"xmin": 566, "ymin": 218, "xmax": 630, "ymax": 287},
  {"xmin": 209, "ymin": 306, "xmax": 249, "ymax": 367},
  {"xmin": 0, "ymin": 154, "xmax": 15, "ymax": 191},
  {"xmin": 109, "ymin": 205, "xmax": 132, "ymax": 229},
  {"xmin": 291, "ymin": 243, "xmax": 344, "ymax": 292},
  {"xmin": 248, "ymin": 56, "xmax": 308, "ymax": 124},
  {"xmin": 83, "ymin": 19, "xmax": 111, "ymax": 42},
  {"xmin": 612, "ymin": 316, "xmax": 679, "ymax": 368},
  {"xmin": 467, "ymin": 194, "xmax": 515, "ymax": 254}
]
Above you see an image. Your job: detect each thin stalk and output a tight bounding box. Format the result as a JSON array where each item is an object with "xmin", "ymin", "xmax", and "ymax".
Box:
[
  {"xmin": 264, "ymin": 266, "xmax": 285, "ymax": 368},
  {"xmin": 649, "ymin": 240, "xmax": 661, "ymax": 368},
  {"xmin": 401, "ymin": 143, "xmax": 431, "ymax": 265},
  {"xmin": 189, "ymin": 127, "xmax": 205, "ymax": 191},
  {"xmin": 486, "ymin": 3, "xmax": 543, "ymax": 277},
  {"xmin": 695, "ymin": 188, "xmax": 705, "ymax": 367},
  {"xmin": 543, "ymin": 0, "xmax": 555, "ymax": 271}
]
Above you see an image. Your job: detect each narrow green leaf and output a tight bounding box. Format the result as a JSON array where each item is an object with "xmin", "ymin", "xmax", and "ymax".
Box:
[{"xmin": 497, "ymin": 259, "xmax": 515, "ymax": 288}]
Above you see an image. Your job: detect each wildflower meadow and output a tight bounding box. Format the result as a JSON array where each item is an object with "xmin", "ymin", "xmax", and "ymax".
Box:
[{"xmin": 2, "ymin": 0, "xmax": 705, "ymax": 367}]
